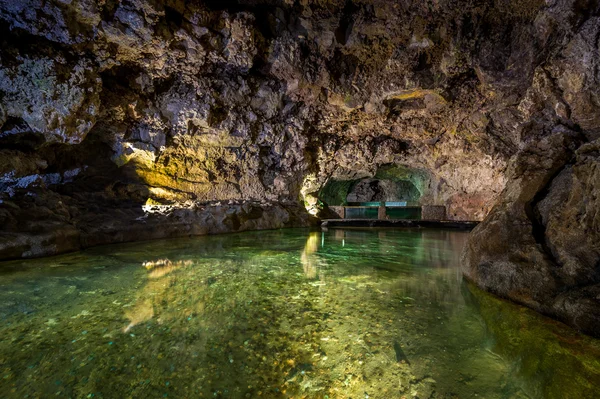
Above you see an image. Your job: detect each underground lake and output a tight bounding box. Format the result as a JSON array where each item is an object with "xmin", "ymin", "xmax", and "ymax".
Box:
[
  {"xmin": 2, "ymin": 0, "xmax": 600, "ymax": 397},
  {"xmin": 1, "ymin": 228, "xmax": 598, "ymax": 399}
]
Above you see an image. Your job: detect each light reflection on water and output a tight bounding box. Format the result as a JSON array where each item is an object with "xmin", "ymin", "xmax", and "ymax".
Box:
[{"xmin": 0, "ymin": 228, "xmax": 599, "ymax": 398}]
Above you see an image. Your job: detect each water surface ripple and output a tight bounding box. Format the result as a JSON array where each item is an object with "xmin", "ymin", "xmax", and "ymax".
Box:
[{"xmin": 0, "ymin": 228, "xmax": 599, "ymax": 398}]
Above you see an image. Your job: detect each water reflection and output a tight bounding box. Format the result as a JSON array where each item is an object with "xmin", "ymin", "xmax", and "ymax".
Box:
[
  {"xmin": 465, "ymin": 283, "xmax": 600, "ymax": 398},
  {"xmin": 0, "ymin": 228, "xmax": 598, "ymax": 398},
  {"xmin": 321, "ymin": 228, "xmax": 467, "ymax": 270},
  {"xmin": 144, "ymin": 259, "xmax": 193, "ymax": 279},
  {"xmin": 123, "ymin": 259, "xmax": 194, "ymax": 332},
  {"xmin": 301, "ymin": 232, "xmax": 319, "ymax": 279}
]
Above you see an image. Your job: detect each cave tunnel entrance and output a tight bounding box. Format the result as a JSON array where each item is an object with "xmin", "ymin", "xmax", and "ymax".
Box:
[
  {"xmin": 316, "ymin": 165, "xmax": 432, "ymax": 220},
  {"xmin": 345, "ymin": 178, "xmax": 421, "ymax": 205},
  {"xmin": 318, "ymin": 164, "xmax": 429, "ymax": 207}
]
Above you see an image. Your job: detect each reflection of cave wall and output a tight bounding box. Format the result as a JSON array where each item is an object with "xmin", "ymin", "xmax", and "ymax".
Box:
[{"xmin": 346, "ymin": 179, "xmax": 420, "ymax": 203}]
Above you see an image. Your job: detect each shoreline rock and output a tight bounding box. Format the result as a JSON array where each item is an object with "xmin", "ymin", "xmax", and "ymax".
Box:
[
  {"xmin": 0, "ymin": 201, "xmax": 313, "ymax": 262},
  {"xmin": 463, "ymin": 136, "xmax": 600, "ymax": 338}
]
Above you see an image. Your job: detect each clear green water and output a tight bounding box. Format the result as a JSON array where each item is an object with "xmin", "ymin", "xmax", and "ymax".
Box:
[{"xmin": 0, "ymin": 228, "xmax": 599, "ymax": 399}]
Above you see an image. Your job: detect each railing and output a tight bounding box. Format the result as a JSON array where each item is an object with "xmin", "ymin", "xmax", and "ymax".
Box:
[
  {"xmin": 326, "ymin": 204, "xmax": 446, "ymax": 221},
  {"xmin": 347, "ymin": 201, "xmax": 417, "ymax": 207},
  {"xmin": 339, "ymin": 204, "xmax": 422, "ymax": 220}
]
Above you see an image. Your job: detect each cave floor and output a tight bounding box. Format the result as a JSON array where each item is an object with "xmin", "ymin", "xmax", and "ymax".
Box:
[{"xmin": 0, "ymin": 228, "xmax": 598, "ymax": 398}]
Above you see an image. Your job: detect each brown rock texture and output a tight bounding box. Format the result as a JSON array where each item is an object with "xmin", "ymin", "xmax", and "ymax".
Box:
[
  {"xmin": 0, "ymin": 0, "xmax": 599, "ymax": 333},
  {"xmin": 463, "ymin": 135, "xmax": 600, "ymax": 337},
  {"xmin": 462, "ymin": 8, "xmax": 600, "ymax": 337}
]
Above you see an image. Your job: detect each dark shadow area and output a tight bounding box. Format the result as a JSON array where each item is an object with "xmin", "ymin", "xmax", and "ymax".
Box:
[{"xmin": 335, "ymin": 0, "xmax": 359, "ymax": 45}]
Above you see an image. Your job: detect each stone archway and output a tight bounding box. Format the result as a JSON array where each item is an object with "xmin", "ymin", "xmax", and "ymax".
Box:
[
  {"xmin": 346, "ymin": 178, "xmax": 421, "ymax": 204},
  {"xmin": 317, "ymin": 164, "xmax": 431, "ymax": 208}
]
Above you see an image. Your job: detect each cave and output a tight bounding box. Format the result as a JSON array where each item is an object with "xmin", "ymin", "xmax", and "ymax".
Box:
[
  {"xmin": 319, "ymin": 165, "xmax": 428, "ymax": 207},
  {"xmin": 316, "ymin": 164, "xmax": 432, "ymax": 219},
  {"xmin": 0, "ymin": 0, "xmax": 599, "ymax": 397},
  {"xmin": 345, "ymin": 179, "xmax": 421, "ymax": 204}
]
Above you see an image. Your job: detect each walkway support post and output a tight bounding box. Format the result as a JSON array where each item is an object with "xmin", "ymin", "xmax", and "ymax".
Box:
[{"xmin": 378, "ymin": 205, "xmax": 387, "ymax": 220}]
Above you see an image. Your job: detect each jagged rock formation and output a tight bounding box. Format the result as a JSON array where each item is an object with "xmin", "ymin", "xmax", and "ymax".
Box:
[
  {"xmin": 0, "ymin": 1, "xmax": 599, "ymax": 332},
  {"xmin": 462, "ymin": 10, "xmax": 600, "ymax": 337},
  {"xmin": 463, "ymin": 132, "xmax": 600, "ymax": 337}
]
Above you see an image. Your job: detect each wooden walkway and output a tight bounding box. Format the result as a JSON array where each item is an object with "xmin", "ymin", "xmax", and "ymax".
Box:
[{"xmin": 321, "ymin": 219, "xmax": 479, "ymax": 230}]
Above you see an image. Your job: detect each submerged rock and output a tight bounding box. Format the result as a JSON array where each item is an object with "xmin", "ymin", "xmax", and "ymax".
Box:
[{"xmin": 465, "ymin": 281, "xmax": 600, "ymax": 397}]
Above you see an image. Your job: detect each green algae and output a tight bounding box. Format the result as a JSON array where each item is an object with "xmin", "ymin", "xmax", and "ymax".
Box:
[
  {"xmin": 0, "ymin": 228, "xmax": 598, "ymax": 398},
  {"xmin": 318, "ymin": 179, "xmax": 356, "ymax": 206}
]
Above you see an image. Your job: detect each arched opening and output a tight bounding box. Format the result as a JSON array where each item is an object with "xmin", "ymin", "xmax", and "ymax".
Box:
[
  {"xmin": 346, "ymin": 179, "xmax": 421, "ymax": 204},
  {"xmin": 316, "ymin": 164, "xmax": 438, "ymax": 220},
  {"xmin": 318, "ymin": 164, "xmax": 430, "ymax": 207}
]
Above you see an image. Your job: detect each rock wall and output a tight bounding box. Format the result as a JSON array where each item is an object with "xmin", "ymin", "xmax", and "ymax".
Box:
[
  {"xmin": 0, "ymin": 199, "xmax": 309, "ymax": 260},
  {"xmin": 463, "ymin": 10, "xmax": 600, "ymax": 336},
  {"xmin": 0, "ymin": 0, "xmax": 598, "ymax": 339},
  {"xmin": 0, "ymin": 0, "xmax": 511, "ymax": 259}
]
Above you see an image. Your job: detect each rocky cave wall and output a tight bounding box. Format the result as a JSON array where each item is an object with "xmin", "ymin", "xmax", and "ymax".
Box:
[
  {"xmin": 345, "ymin": 179, "xmax": 421, "ymax": 204},
  {"xmin": 0, "ymin": 0, "xmax": 518, "ymax": 258},
  {"xmin": 0, "ymin": 0, "xmax": 599, "ymax": 335},
  {"xmin": 0, "ymin": 0, "xmax": 520, "ymax": 218}
]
